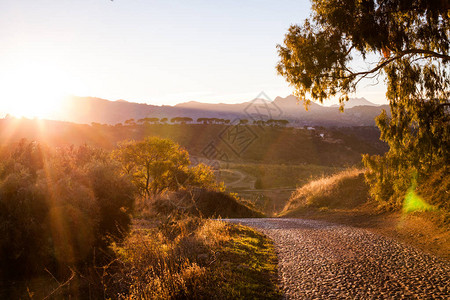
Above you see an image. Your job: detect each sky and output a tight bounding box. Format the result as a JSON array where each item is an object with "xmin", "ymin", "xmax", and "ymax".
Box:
[{"xmin": 0, "ymin": 0, "xmax": 387, "ymax": 112}]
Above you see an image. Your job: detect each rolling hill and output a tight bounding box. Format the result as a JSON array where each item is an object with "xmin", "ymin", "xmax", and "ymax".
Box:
[
  {"xmin": 0, "ymin": 118, "xmax": 387, "ymax": 167},
  {"xmin": 50, "ymin": 95, "xmax": 390, "ymax": 127}
]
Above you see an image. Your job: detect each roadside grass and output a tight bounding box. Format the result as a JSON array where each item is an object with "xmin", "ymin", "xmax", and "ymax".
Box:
[
  {"xmin": 281, "ymin": 168, "xmax": 367, "ymax": 215},
  {"xmin": 218, "ymin": 225, "xmax": 281, "ymax": 299},
  {"xmin": 280, "ymin": 168, "xmax": 450, "ymax": 259},
  {"xmin": 105, "ymin": 217, "xmax": 281, "ymax": 299}
]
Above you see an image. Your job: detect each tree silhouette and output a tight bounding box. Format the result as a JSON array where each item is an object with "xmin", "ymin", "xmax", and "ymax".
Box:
[
  {"xmin": 124, "ymin": 118, "xmax": 136, "ymax": 126},
  {"xmin": 171, "ymin": 117, "xmax": 193, "ymax": 124}
]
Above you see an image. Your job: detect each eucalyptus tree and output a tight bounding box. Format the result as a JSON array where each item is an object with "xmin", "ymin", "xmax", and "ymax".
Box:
[{"xmin": 277, "ymin": 0, "xmax": 449, "ymax": 208}]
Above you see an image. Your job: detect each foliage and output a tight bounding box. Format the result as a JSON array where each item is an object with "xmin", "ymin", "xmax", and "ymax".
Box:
[
  {"xmin": 252, "ymin": 119, "xmax": 289, "ymax": 127},
  {"xmin": 113, "ymin": 137, "xmax": 189, "ymax": 196},
  {"xmin": 363, "ymin": 101, "xmax": 449, "ymax": 210},
  {"xmin": 418, "ymin": 166, "xmax": 450, "ymax": 212},
  {"xmin": 124, "ymin": 118, "xmax": 136, "ymax": 126},
  {"xmin": 277, "ymin": 0, "xmax": 449, "ymax": 209},
  {"xmin": 138, "ymin": 117, "xmax": 159, "ymax": 124},
  {"xmin": 197, "ymin": 118, "xmax": 231, "ymax": 124},
  {"xmin": 171, "ymin": 117, "xmax": 193, "ymax": 124},
  {"xmin": 0, "ymin": 140, "xmax": 135, "ymax": 280},
  {"xmin": 0, "ymin": 119, "xmax": 387, "ymax": 167},
  {"xmin": 112, "ymin": 137, "xmax": 222, "ymax": 197},
  {"xmin": 105, "ymin": 218, "xmax": 281, "ymax": 299},
  {"xmin": 277, "ymin": 0, "xmax": 448, "ymax": 105}
]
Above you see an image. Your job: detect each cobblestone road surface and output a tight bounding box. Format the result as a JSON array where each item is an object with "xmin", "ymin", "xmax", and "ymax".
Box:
[{"xmin": 227, "ymin": 218, "xmax": 449, "ymax": 299}]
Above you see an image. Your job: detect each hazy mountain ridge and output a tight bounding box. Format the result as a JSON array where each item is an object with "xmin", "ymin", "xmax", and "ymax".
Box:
[
  {"xmin": 330, "ymin": 97, "xmax": 378, "ymax": 108},
  {"xmin": 57, "ymin": 95, "xmax": 389, "ymax": 126}
]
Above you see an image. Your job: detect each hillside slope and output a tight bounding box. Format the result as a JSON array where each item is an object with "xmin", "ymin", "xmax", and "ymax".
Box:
[{"xmin": 0, "ymin": 119, "xmax": 387, "ymax": 167}]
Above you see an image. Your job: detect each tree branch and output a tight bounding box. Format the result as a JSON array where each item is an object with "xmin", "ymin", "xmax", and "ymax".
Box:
[
  {"xmin": 399, "ymin": 49, "xmax": 450, "ymax": 60},
  {"xmin": 339, "ymin": 48, "xmax": 448, "ymax": 80}
]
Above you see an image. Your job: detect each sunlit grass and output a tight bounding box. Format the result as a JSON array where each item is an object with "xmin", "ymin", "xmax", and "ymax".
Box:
[
  {"xmin": 281, "ymin": 168, "xmax": 368, "ymax": 215},
  {"xmin": 106, "ymin": 217, "xmax": 281, "ymax": 299}
]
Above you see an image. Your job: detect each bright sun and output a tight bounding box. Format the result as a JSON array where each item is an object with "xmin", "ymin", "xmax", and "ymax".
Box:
[{"xmin": 2, "ymin": 61, "xmax": 80, "ymax": 119}]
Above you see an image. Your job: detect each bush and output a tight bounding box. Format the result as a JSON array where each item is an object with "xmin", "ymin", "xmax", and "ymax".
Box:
[
  {"xmin": 106, "ymin": 218, "xmax": 220, "ymax": 299},
  {"xmin": 0, "ymin": 141, "xmax": 135, "ymax": 280},
  {"xmin": 363, "ymin": 153, "xmax": 450, "ymax": 213},
  {"xmin": 418, "ymin": 166, "xmax": 450, "ymax": 211},
  {"xmin": 151, "ymin": 188, "xmax": 264, "ymax": 218}
]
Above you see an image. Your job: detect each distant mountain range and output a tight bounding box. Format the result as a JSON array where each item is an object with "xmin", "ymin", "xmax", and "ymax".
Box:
[
  {"xmin": 55, "ymin": 95, "xmax": 389, "ymax": 127},
  {"xmin": 329, "ymin": 97, "xmax": 379, "ymax": 108}
]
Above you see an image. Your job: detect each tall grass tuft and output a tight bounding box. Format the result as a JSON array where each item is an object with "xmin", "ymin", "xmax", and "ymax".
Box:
[
  {"xmin": 282, "ymin": 168, "xmax": 368, "ymax": 215},
  {"xmin": 104, "ymin": 218, "xmax": 225, "ymax": 299}
]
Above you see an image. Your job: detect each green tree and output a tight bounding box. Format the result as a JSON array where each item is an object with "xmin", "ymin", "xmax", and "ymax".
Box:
[
  {"xmin": 113, "ymin": 137, "xmax": 189, "ymax": 196},
  {"xmin": 279, "ymin": 119, "xmax": 289, "ymax": 127},
  {"xmin": 124, "ymin": 118, "xmax": 136, "ymax": 126},
  {"xmin": 171, "ymin": 117, "xmax": 193, "ymax": 124},
  {"xmin": 197, "ymin": 117, "xmax": 207, "ymax": 124},
  {"xmin": 113, "ymin": 137, "xmax": 220, "ymax": 197},
  {"xmin": 277, "ymin": 0, "xmax": 449, "ymax": 209}
]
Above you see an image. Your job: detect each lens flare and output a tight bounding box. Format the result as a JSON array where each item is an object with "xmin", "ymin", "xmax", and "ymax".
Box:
[{"xmin": 402, "ymin": 172, "xmax": 434, "ymax": 214}]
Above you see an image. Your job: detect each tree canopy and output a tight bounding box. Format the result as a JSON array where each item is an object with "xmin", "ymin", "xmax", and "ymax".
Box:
[
  {"xmin": 112, "ymin": 137, "xmax": 221, "ymax": 197},
  {"xmin": 277, "ymin": 0, "xmax": 449, "ymax": 107},
  {"xmin": 277, "ymin": 0, "xmax": 449, "ymax": 209},
  {"xmin": 171, "ymin": 117, "xmax": 193, "ymax": 124}
]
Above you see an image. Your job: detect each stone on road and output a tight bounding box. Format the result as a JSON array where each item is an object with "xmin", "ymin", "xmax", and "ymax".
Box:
[{"xmin": 226, "ymin": 218, "xmax": 449, "ymax": 299}]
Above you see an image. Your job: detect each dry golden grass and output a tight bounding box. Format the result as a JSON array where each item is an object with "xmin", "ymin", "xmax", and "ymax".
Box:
[
  {"xmin": 279, "ymin": 168, "xmax": 450, "ymax": 260},
  {"xmin": 281, "ymin": 168, "xmax": 369, "ymax": 215},
  {"xmin": 104, "ymin": 217, "xmax": 280, "ymax": 299}
]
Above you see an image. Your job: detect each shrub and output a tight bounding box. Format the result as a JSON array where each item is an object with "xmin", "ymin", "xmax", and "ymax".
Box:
[
  {"xmin": 151, "ymin": 188, "xmax": 264, "ymax": 218},
  {"xmin": 417, "ymin": 166, "xmax": 450, "ymax": 211},
  {"xmin": 0, "ymin": 141, "xmax": 135, "ymax": 280},
  {"xmin": 106, "ymin": 218, "xmax": 221, "ymax": 299},
  {"xmin": 363, "ymin": 153, "xmax": 450, "ymax": 213}
]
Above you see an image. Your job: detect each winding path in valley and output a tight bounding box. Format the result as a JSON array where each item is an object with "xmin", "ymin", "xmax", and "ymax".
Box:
[{"xmin": 227, "ymin": 218, "xmax": 449, "ymax": 299}]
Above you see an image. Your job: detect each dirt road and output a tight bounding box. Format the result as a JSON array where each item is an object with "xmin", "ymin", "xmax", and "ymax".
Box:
[{"xmin": 227, "ymin": 218, "xmax": 449, "ymax": 299}]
